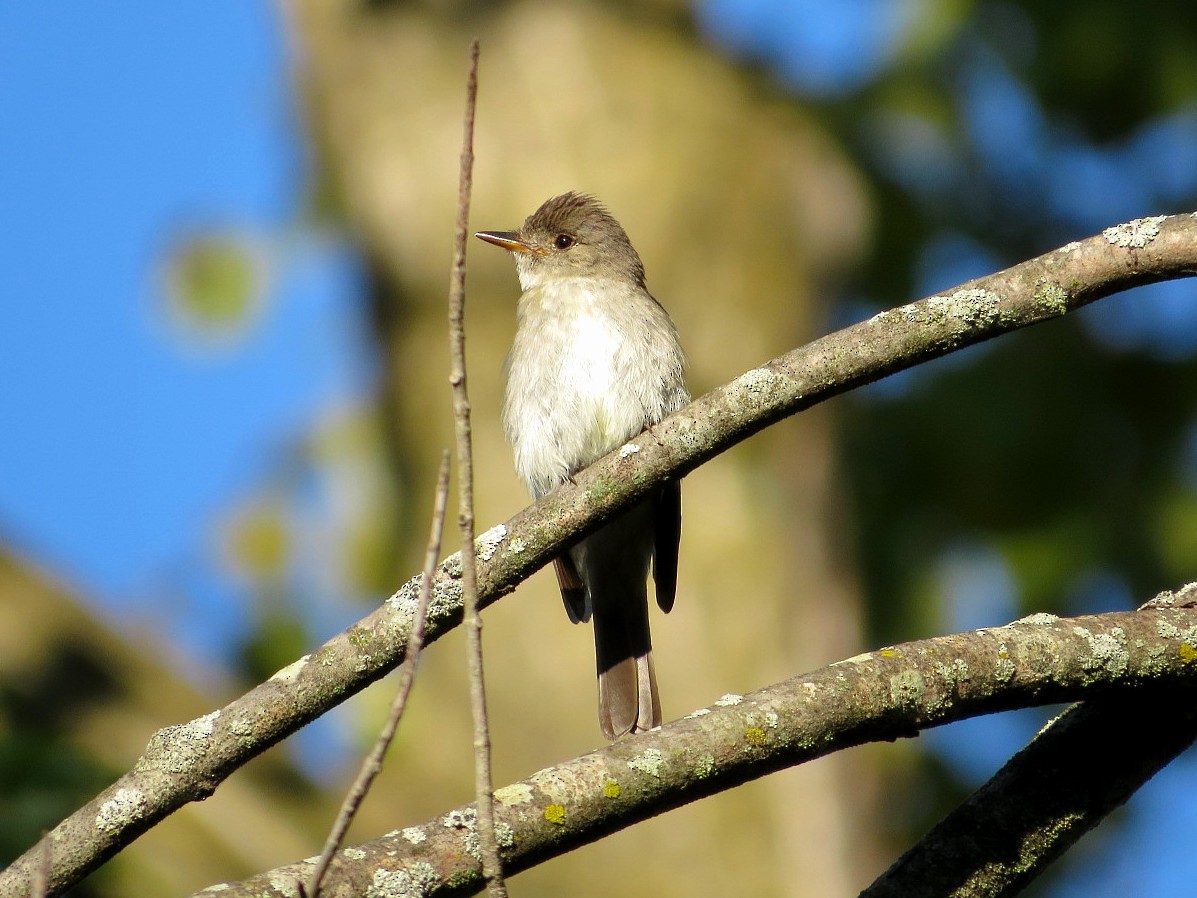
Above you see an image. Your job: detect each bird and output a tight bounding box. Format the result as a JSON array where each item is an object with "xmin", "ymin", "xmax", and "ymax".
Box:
[{"xmin": 476, "ymin": 192, "xmax": 689, "ymax": 739}]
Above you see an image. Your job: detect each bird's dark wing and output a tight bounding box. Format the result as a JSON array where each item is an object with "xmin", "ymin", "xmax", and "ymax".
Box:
[
  {"xmin": 653, "ymin": 480, "xmax": 681, "ymax": 613},
  {"xmin": 554, "ymin": 554, "xmax": 589, "ymax": 622}
]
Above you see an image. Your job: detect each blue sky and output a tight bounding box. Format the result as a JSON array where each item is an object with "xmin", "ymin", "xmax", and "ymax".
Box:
[
  {"xmin": 0, "ymin": 3, "xmax": 371, "ymax": 656},
  {"xmin": 2, "ymin": 3, "xmax": 1196, "ymax": 895}
]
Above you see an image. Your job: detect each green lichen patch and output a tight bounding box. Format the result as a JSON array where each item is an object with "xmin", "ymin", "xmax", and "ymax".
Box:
[
  {"xmin": 1033, "ymin": 281, "xmax": 1069, "ymax": 316},
  {"xmin": 1073, "ymin": 626, "xmax": 1129, "ymax": 679},
  {"xmin": 889, "ymin": 669, "xmax": 926, "ymax": 706}
]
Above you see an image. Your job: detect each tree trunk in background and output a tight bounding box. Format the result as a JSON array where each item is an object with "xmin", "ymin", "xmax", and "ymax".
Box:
[{"xmin": 286, "ymin": 1, "xmax": 883, "ymax": 893}]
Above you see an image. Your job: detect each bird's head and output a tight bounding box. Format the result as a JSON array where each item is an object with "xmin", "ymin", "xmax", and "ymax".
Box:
[{"xmin": 476, "ymin": 192, "xmax": 646, "ymax": 291}]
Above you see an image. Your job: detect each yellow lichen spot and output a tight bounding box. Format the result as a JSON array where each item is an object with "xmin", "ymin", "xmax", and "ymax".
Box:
[
  {"xmin": 1178, "ymin": 643, "xmax": 1197, "ymax": 664},
  {"xmin": 603, "ymin": 780, "xmax": 621, "ymax": 799},
  {"xmin": 544, "ymin": 805, "xmax": 566, "ymax": 826},
  {"xmin": 879, "ymin": 648, "xmax": 899, "ymax": 658},
  {"xmin": 745, "ymin": 727, "xmax": 767, "ymax": 746}
]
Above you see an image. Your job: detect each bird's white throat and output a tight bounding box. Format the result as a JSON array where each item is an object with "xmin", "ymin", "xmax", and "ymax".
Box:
[{"xmin": 523, "ymin": 276, "xmax": 625, "ymax": 401}]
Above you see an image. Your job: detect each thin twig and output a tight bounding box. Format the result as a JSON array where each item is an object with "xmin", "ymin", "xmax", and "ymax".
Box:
[
  {"xmin": 302, "ymin": 453, "xmax": 452, "ymax": 898},
  {"xmin": 447, "ymin": 40, "xmax": 506, "ymax": 898}
]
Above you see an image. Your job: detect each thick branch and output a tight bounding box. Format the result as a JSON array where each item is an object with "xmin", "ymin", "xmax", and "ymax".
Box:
[
  {"xmin": 192, "ymin": 604, "xmax": 1197, "ymax": 896},
  {"xmin": 859, "ymin": 583, "xmax": 1197, "ymax": 898},
  {"xmin": 6, "ymin": 214, "xmax": 1197, "ymax": 898}
]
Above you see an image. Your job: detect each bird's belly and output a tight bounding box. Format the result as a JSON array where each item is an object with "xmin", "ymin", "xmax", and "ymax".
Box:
[
  {"xmin": 556, "ymin": 311, "xmax": 647, "ymax": 446},
  {"xmin": 557, "ymin": 312, "xmax": 639, "ymax": 439}
]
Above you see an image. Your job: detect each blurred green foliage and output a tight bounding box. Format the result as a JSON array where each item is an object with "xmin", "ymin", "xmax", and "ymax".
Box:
[
  {"xmin": 166, "ymin": 234, "xmax": 263, "ymax": 336},
  {"xmin": 0, "ymin": 640, "xmax": 120, "ymax": 871},
  {"xmin": 808, "ymin": 1, "xmax": 1197, "ymax": 644},
  {"xmin": 769, "ymin": 7, "xmax": 1197, "ymax": 890}
]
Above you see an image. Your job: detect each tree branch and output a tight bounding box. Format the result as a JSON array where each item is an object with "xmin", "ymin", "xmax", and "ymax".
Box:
[
  {"xmin": 859, "ymin": 583, "xmax": 1197, "ymax": 898},
  {"xmin": 6, "ymin": 214, "xmax": 1197, "ymax": 898},
  {"xmin": 189, "ymin": 601, "xmax": 1197, "ymax": 896}
]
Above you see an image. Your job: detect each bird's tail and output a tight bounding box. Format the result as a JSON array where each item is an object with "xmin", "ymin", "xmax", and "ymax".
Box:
[{"xmin": 594, "ymin": 605, "xmax": 661, "ymax": 740}]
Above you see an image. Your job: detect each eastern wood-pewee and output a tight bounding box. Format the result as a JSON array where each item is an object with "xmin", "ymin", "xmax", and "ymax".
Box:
[{"xmin": 477, "ymin": 192, "xmax": 689, "ymax": 739}]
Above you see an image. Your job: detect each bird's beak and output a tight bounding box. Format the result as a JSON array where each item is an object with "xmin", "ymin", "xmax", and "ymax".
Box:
[{"xmin": 475, "ymin": 230, "xmax": 534, "ymax": 253}]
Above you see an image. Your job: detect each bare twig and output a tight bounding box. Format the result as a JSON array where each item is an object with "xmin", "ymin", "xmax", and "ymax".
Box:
[
  {"xmin": 303, "ymin": 453, "xmax": 452, "ymax": 898},
  {"xmin": 446, "ymin": 40, "xmax": 506, "ymax": 897}
]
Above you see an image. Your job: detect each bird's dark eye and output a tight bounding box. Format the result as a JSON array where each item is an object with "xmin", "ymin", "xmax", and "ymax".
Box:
[{"xmin": 554, "ymin": 234, "xmax": 575, "ymax": 250}]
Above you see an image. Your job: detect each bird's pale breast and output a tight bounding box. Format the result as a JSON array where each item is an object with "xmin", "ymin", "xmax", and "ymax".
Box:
[{"xmin": 503, "ymin": 277, "xmax": 682, "ymax": 498}]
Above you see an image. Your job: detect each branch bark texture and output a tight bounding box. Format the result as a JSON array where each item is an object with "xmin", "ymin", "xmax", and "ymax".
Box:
[
  {"xmin": 193, "ymin": 603, "xmax": 1197, "ymax": 897},
  {"xmin": 5, "ymin": 214, "xmax": 1197, "ymax": 898}
]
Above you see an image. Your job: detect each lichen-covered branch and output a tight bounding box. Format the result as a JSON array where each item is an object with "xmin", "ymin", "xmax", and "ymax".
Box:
[
  {"xmin": 859, "ymin": 583, "xmax": 1197, "ymax": 898},
  {"xmin": 483, "ymin": 214, "xmax": 1197, "ymax": 597},
  {"xmin": 5, "ymin": 214, "xmax": 1197, "ymax": 898},
  {"xmin": 191, "ymin": 602, "xmax": 1197, "ymax": 897}
]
